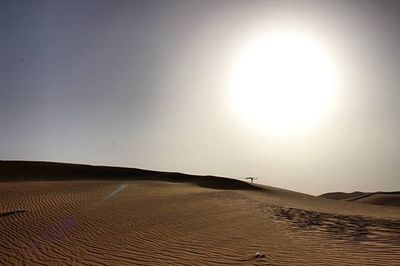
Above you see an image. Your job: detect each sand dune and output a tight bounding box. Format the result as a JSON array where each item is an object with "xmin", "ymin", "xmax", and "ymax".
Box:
[
  {"xmin": 1, "ymin": 161, "xmax": 400, "ymax": 265},
  {"xmin": 319, "ymin": 191, "xmax": 366, "ymax": 200},
  {"xmin": 0, "ymin": 161, "xmax": 257, "ymax": 190},
  {"xmin": 320, "ymin": 191, "xmax": 400, "ymax": 207}
]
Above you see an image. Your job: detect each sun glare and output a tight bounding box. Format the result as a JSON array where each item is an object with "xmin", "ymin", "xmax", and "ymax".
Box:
[{"xmin": 230, "ymin": 29, "xmax": 339, "ymax": 137}]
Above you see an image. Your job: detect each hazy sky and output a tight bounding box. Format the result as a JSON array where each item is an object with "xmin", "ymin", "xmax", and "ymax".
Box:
[{"xmin": 2, "ymin": 0, "xmax": 400, "ymax": 195}]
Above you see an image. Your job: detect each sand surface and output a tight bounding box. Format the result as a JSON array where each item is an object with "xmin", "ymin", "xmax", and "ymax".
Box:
[{"xmin": 1, "ymin": 163, "xmax": 400, "ymax": 265}]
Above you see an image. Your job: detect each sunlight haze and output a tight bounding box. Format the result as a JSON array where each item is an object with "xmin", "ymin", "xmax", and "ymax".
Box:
[{"xmin": 229, "ymin": 26, "xmax": 340, "ymax": 136}]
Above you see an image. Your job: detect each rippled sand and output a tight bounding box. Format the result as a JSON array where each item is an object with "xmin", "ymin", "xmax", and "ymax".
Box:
[{"xmin": 1, "ymin": 177, "xmax": 400, "ymax": 265}]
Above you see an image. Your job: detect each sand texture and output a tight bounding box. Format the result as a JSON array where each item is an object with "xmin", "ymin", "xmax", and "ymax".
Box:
[{"xmin": 1, "ymin": 161, "xmax": 400, "ymax": 265}]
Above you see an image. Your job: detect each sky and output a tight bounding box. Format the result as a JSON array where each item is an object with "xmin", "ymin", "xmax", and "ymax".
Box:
[{"xmin": 2, "ymin": 0, "xmax": 400, "ymax": 195}]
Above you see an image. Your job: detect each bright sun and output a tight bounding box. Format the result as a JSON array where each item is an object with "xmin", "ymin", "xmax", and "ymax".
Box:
[{"xmin": 230, "ymin": 29, "xmax": 339, "ymax": 137}]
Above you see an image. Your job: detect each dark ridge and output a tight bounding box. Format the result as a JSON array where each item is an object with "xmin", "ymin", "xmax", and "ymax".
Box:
[
  {"xmin": 0, "ymin": 161, "xmax": 259, "ymax": 191},
  {"xmin": 0, "ymin": 209, "xmax": 25, "ymax": 217}
]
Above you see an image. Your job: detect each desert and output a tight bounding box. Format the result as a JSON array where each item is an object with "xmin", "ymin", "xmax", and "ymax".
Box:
[
  {"xmin": 1, "ymin": 161, "xmax": 399, "ymax": 265},
  {"xmin": 4, "ymin": 0, "xmax": 400, "ymax": 265}
]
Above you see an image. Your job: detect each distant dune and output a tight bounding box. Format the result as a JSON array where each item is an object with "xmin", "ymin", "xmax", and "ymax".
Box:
[
  {"xmin": 1, "ymin": 161, "xmax": 400, "ymax": 265},
  {"xmin": 320, "ymin": 191, "xmax": 400, "ymax": 207},
  {"xmin": 319, "ymin": 191, "xmax": 366, "ymax": 200}
]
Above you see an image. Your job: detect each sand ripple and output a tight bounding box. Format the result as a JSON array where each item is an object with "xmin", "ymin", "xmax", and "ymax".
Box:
[{"xmin": 1, "ymin": 180, "xmax": 399, "ymax": 265}]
